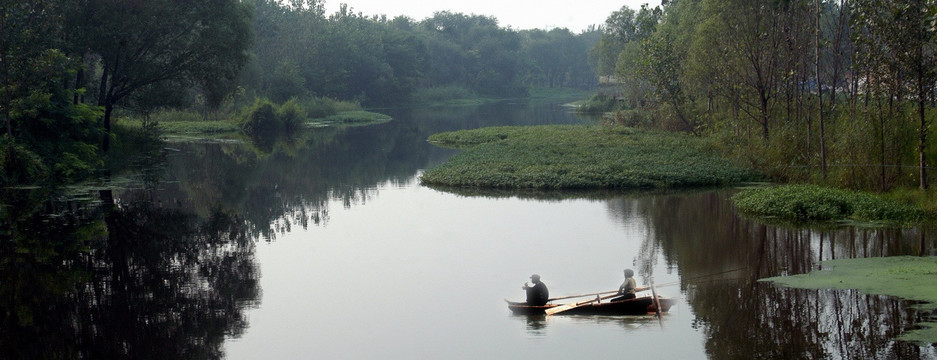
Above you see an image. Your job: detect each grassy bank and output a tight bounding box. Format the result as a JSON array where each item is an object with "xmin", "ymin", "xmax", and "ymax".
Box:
[
  {"xmin": 421, "ymin": 125, "xmax": 760, "ymax": 189},
  {"xmin": 118, "ymin": 97, "xmax": 389, "ymax": 140},
  {"xmin": 732, "ymin": 184, "xmax": 931, "ymax": 226},
  {"xmin": 760, "ymin": 256, "xmax": 937, "ymax": 343}
]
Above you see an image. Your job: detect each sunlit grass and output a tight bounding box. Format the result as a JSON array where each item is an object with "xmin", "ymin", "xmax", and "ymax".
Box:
[
  {"xmin": 421, "ymin": 125, "xmax": 760, "ymax": 189},
  {"xmin": 760, "ymin": 256, "xmax": 937, "ymax": 344}
]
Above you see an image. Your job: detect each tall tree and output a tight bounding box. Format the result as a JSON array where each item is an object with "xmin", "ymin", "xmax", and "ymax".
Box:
[
  {"xmin": 0, "ymin": 0, "xmax": 64, "ymax": 137},
  {"xmin": 854, "ymin": 0, "xmax": 937, "ymax": 189},
  {"xmin": 76, "ymin": 0, "xmax": 253, "ymax": 151}
]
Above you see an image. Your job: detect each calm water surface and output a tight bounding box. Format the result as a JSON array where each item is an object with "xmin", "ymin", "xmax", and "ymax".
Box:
[{"xmin": 2, "ymin": 101, "xmax": 936, "ymax": 359}]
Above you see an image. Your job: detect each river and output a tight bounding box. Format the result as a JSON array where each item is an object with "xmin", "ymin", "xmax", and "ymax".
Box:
[{"xmin": 2, "ymin": 100, "xmax": 936, "ymax": 359}]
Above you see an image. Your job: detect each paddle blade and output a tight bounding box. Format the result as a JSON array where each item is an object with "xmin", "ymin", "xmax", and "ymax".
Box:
[{"xmin": 545, "ymin": 303, "xmax": 577, "ymax": 315}]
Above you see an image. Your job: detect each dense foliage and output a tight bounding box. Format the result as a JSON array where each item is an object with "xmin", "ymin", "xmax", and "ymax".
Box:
[
  {"xmin": 1, "ymin": 0, "xmax": 601, "ymax": 186},
  {"xmin": 592, "ymin": 0, "xmax": 937, "ymax": 192},
  {"xmin": 732, "ymin": 184, "xmax": 929, "ymax": 224},
  {"xmin": 1, "ymin": 0, "xmax": 253, "ymax": 184},
  {"xmin": 243, "ymin": 1, "xmax": 600, "ymax": 106},
  {"xmin": 421, "ymin": 125, "xmax": 760, "ymax": 189}
]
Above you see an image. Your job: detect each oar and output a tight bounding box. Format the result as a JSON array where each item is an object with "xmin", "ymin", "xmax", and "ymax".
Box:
[
  {"xmin": 545, "ymin": 293, "xmax": 619, "ymax": 315},
  {"xmin": 547, "ymin": 290, "xmax": 618, "ymax": 302},
  {"xmin": 651, "ymin": 281, "xmax": 663, "ymax": 327}
]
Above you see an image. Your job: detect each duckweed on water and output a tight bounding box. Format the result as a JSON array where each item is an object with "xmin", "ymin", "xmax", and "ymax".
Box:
[
  {"xmin": 420, "ymin": 125, "xmax": 760, "ymax": 190},
  {"xmin": 760, "ymin": 256, "xmax": 937, "ymax": 343}
]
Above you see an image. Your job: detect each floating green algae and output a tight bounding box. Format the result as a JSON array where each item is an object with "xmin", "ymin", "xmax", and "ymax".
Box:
[{"xmin": 761, "ymin": 256, "xmax": 937, "ymax": 343}]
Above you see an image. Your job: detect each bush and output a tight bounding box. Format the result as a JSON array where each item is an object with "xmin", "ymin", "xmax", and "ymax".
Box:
[
  {"xmin": 241, "ymin": 99, "xmax": 280, "ymax": 138},
  {"xmin": 277, "ymin": 98, "xmax": 305, "ymax": 132},
  {"xmin": 0, "ymin": 141, "xmax": 47, "ymax": 186}
]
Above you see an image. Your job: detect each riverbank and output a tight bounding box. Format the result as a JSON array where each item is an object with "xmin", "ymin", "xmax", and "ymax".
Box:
[
  {"xmin": 420, "ymin": 125, "xmax": 760, "ymax": 189},
  {"xmin": 732, "ymin": 184, "xmax": 933, "ymax": 226},
  {"xmin": 760, "ymin": 256, "xmax": 937, "ymax": 343},
  {"xmin": 118, "ymin": 109, "xmax": 390, "ymax": 140}
]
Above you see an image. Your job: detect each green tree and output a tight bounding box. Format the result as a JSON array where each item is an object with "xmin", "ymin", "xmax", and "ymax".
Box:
[
  {"xmin": 853, "ymin": 0, "xmax": 937, "ymax": 190},
  {"xmin": 76, "ymin": 0, "xmax": 253, "ymax": 151}
]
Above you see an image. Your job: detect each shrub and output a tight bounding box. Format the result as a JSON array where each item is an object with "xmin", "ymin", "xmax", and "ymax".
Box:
[
  {"xmin": 0, "ymin": 141, "xmax": 47, "ymax": 186},
  {"xmin": 241, "ymin": 99, "xmax": 280, "ymax": 138},
  {"xmin": 277, "ymin": 98, "xmax": 306, "ymax": 132}
]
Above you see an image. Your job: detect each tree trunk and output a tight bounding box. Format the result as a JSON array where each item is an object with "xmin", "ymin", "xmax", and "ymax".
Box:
[
  {"xmin": 98, "ymin": 62, "xmax": 112, "ymax": 152},
  {"xmin": 760, "ymin": 93, "xmax": 770, "ymax": 141},
  {"xmin": 919, "ymin": 95, "xmax": 928, "ymax": 190},
  {"xmin": 816, "ymin": 0, "xmax": 827, "ymax": 179}
]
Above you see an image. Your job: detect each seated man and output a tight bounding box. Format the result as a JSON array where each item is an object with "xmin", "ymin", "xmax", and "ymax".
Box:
[
  {"xmin": 522, "ymin": 274, "xmax": 549, "ymax": 306},
  {"xmin": 612, "ymin": 269, "xmax": 647, "ymax": 301}
]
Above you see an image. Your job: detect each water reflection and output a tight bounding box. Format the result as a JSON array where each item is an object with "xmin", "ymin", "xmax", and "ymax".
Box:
[
  {"xmin": 8, "ymin": 98, "xmax": 937, "ymax": 358},
  {"xmin": 425, "ymin": 187, "xmax": 936, "ymax": 357},
  {"xmin": 0, "ymin": 189, "xmax": 259, "ymax": 359},
  {"xmin": 513, "ymin": 314, "xmax": 548, "ymax": 336},
  {"xmin": 0, "ymin": 101, "xmax": 593, "ymax": 359},
  {"xmin": 614, "ymin": 191, "xmax": 937, "ymax": 359}
]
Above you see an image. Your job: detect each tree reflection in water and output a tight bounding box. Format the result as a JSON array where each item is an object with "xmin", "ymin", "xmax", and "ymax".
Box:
[
  {"xmin": 0, "ymin": 189, "xmax": 259, "ymax": 360},
  {"xmin": 608, "ymin": 190, "xmax": 936, "ymax": 359}
]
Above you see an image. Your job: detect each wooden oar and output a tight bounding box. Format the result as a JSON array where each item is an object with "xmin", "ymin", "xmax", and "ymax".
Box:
[
  {"xmin": 651, "ymin": 282, "xmax": 663, "ymax": 327},
  {"xmin": 547, "ymin": 290, "xmax": 618, "ymax": 302},
  {"xmin": 545, "ymin": 293, "xmax": 619, "ymax": 315}
]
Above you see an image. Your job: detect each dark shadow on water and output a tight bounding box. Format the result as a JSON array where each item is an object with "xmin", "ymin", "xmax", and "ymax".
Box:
[
  {"xmin": 509, "ymin": 312, "xmax": 667, "ymax": 337},
  {"xmin": 0, "ymin": 188, "xmax": 260, "ymax": 360},
  {"xmin": 509, "ymin": 314, "xmax": 548, "ymax": 336}
]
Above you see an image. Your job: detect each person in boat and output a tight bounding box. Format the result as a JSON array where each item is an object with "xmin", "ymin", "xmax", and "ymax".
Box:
[
  {"xmin": 522, "ymin": 274, "xmax": 549, "ymax": 306},
  {"xmin": 612, "ymin": 269, "xmax": 647, "ymax": 301}
]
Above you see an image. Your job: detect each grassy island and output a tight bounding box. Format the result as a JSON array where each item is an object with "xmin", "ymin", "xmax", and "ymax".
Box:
[
  {"xmin": 760, "ymin": 256, "xmax": 937, "ymax": 344},
  {"xmin": 421, "ymin": 125, "xmax": 760, "ymax": 189}
]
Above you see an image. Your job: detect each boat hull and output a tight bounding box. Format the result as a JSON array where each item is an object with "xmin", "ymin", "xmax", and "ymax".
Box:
[{"xmin": 506, "ymin": 296, "xmax": 673, "ymax": 316}]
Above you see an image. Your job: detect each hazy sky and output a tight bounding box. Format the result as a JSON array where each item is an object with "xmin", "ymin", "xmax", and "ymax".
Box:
[{"xmin": 324, "ymin": 1, "xmax": 659, "ymax": 32}]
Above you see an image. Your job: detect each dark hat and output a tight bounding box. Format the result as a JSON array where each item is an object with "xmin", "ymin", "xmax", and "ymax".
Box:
[
  {"xmin": 530, "ymin": 274, "xmax": 541, "ymax": 281},
  {"xmin": 624, "ymin": 269, "xmax": 634, "ymax": 277}
]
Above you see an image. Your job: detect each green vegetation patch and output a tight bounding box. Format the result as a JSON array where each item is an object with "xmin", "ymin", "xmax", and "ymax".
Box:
[
  {"xmin": 760, "ymin": 256, "xmax": 937, "ymax": 343},
  {"xmin": 732, "ymin": 184, "xmax": 930, "ymax": 225},
  {"xmin": 421, "ymin": 125, "xmax": 759, "ymax": 189}
]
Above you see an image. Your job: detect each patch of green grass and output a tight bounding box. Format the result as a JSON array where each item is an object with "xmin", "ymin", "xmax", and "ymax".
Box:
[
  {"xmin": 421, "ymin": 125, "xmax": 760, "ymax": 189},
  {"xmin": 732, "ymin": 184, "xmax": 931, "ymax": 225},
  {"xmin": 117, "ymin": 116, "xmax": 240, "ymax": 139},
  {"xmin": 760, "ymin": 256, "xmax": 937, "ymax": 344},
  {"xmin": 156, "ymin": 121, "xmax": 239, "ymax": 135}
]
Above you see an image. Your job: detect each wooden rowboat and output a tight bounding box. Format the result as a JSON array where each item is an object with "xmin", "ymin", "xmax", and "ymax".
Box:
[{"xmin": 505, "ymin": 295, "xmax": 674, "ymax": 316}]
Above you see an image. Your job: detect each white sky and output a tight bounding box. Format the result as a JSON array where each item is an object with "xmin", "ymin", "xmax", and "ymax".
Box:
[{"xmin": 323, "ymin": 0, "xmax": 659, "ymax": 32}]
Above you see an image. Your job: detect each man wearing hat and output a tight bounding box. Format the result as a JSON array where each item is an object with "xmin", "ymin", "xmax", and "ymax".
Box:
[{"xmin": 522, "ymin": 274, "xmax": 549, "ymax": 306}]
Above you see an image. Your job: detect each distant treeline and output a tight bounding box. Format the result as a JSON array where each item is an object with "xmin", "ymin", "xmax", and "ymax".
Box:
[
  {"xmin": 591, "ymin": 0, "xmax": 937, "ymax": 192},
  {"xmin": 0, "ymin": 0, "xmax": 600, "ymax": 185},
  {"xmin": 245, "ymin": 1, "xmax": 600, "ymax": 105}
]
